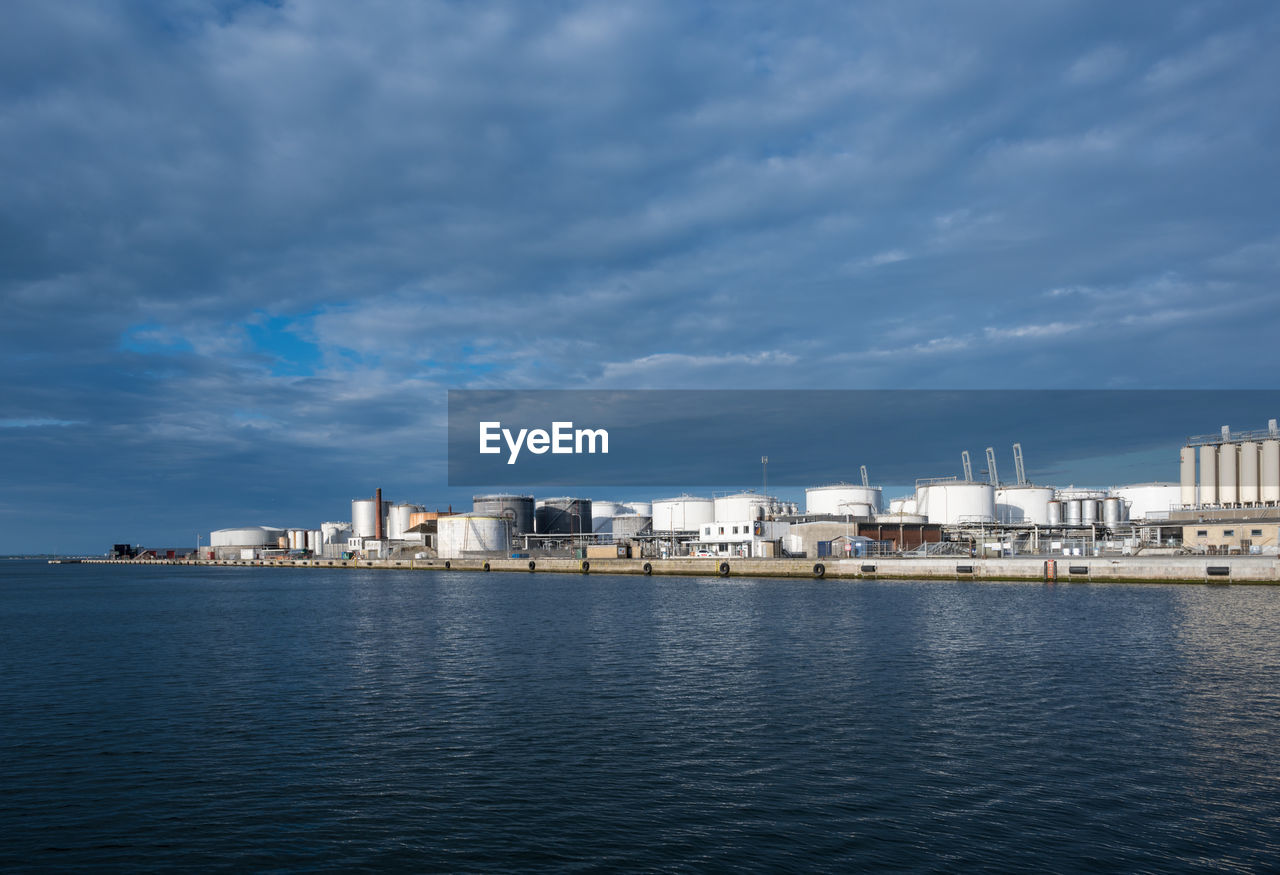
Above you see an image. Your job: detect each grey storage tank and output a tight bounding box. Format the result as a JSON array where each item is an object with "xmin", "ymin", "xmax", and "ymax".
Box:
[
  {"xmin": 535, "ymin": 497, "xmax": 593, "ymax": 535},
  {"xmin": 611, "ymin": 513, "xmax": 652, "ymax": 541},
  {"xmin": 1046, "ymin": 501, "xmax": 1063, "ymax": 526},
  {"xmin": 472, "ymin": 494, "xmax": 535, "ymax": 534}
]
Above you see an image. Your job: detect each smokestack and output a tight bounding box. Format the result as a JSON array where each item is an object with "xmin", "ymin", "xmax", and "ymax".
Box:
[{"xmin": 375, "ymin": 488, "xmax": 384, "ymax": 540}]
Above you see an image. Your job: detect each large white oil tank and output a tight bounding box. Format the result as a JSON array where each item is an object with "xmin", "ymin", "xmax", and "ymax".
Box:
[
  {"xmin": 625, "ymin": 501, "xmax": 652, "ymax": 518},
  {"xmin": 1200, "ymin": 445, "xmax": 1219, "ymax": 505},
  {"xmin": 1240, "ymin": 442, "xmax": 1260, "ymax": 505},
  {"xmin": 888, "ymin": 496, "xmax": 918, "ymax": 515},
  {"xmin": 1264, "ymin": 440, "xmax": 1280, "ymax": 504},
  {"xmin": 915, "ymin": 482, "xmax": 995, "ymax": 525},
  {"xmin": 591, "ymin": 500, "xmax": 627, "ymax": 533},
  {"xmin": 437, "ymin": 514, "xmax": 510, "ymax": 558},
  {"xmin": 321, "ymin": 522, "xmax": 351, "ymax": 545},
  {"xmin": 387, "ymin": 503, "xmax": 424, "ymax": 540},
  {"xmin": 1180, "ymin": 446, "xmax": 1197, "ymax": 507},
  {"xmin": 714, "ymin": 492, "xmax": 777, "ymax": 522},
  {"xmin": 873, "ymin": 513, "xmax": 927, "ymax": 524},
  {"xmin": 1219, "ymin": 444, "xmax": 1239, "ymax": 506},
  {"xmin": 211, "ymin": 526, "xmax": 282, "ymax": 547},
  {"xmin": 309, "ymin": 530, "xmax": 322, "ymax": 552},
  {"xmin": 805, "ymin": 484, "xmax": 883, "ymax": 516},
  {"xmin": 1046, "ymin": 501, "xmax": 1063, "ymax": 525},
  {"xmin": 994, "ymin": 485, "xmax": 1055, "ymax": 525},
  {"xmin": 651, "ymin": 495, "xmax": 714, "ymax": 531},
  {"xmin": 472, "ymin": 494, "xmax": 535, "ymax": 534},
  {"xmin": 351, "ymin": 499, "xmax": 391, "ymax": 539},
  {"xmin": 1111, "ymin": 483, "xmax": 1181, "ymax": 521}
]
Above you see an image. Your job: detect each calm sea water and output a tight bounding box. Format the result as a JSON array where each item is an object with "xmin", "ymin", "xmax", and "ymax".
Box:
[{"xmin": 3, "ymin": 562, "xmax": 1280, "ymax": 871}]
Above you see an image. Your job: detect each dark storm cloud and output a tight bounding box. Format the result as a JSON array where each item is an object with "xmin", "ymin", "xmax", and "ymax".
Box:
[{"xmin": 2, "ymin": 1, "xmax": 1278, "ymax": 550}]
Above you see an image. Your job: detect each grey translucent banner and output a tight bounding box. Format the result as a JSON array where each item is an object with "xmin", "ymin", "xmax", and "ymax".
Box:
[{"xmin": 447, "ymin": 389, "xmax": 1280, "ymax": 486}]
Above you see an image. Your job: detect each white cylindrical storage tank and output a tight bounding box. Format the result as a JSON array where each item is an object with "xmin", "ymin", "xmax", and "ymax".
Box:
[
  {"xmin": 1111, "ymin": 483, "xmax": 1180, "ymax": 521},
  {"xmin": 1102, "ymin": 497, "xmax": 1123, "ymax": 526},
  {"xmin": 915, "ymin": 482, "xmax": 995, "ymax": 525},
  {"xmin": 1219, "ymin": 443, "xmax": 1238, "ymax": 506},
  {"xmin": 1065, "ymin": 499, "xmax": 1083, "ymax": 525},
  {"xmin": 210, "ymin": 526, "xmax": 282, "ymax": 547},
  {"xmin": 995, "ymin": 485, "xmax": 1055, "ymax": 525},
  {"xmin": 437, "ymin": 514, "xmax": 510, "ymax": 559},
  {"xmin": 873, "ymin": 513, "xmax": 928, "ymax": 524},
  {"xmin": 611, "ymin": 514, "xmax": 652, "ymax": 540},
  {"xmin": 651, "ymin": 496, "xmax": 715, "ymax": 531},
  {"xmin": 534, "ymin": 498, "xmax": 593, "ymax": 534},
  {"xmin": 1180, "ymin": 446, "xmax": 1197, "ymax": 507},
  {"xmin": 625, "ymin": 501, "xmax": 652, "ymax": 518},
  {"xmin": 1263, "ymin": 440, "xmax": 1280, "ymax": 504},
  {"xmin": 1046, "ymin": 501, "xmax": 1063, "ymax": 526},
  {"xmin": 310, "ymin": 530, "xmax": 322, "ymax": 551},
  {"xmin": 804, "ymin": 484, "xmax": 883, "ymax": 516},
  {"xmin": 472, "ymin": 495, "xmax": 535, "ymax": 534},
  {"xmin": 321, "ymin": 522, "xmax": 351, "ymax": 545},
  {"xmin": 386, "ymin": 504, "xmax": 422, "ymax": 540},
  {"xmin": 888, "ymin": 496, "xmax": 918, "ymax": 515},
  {"xmin": 1240, "ymin": 442, "xmax": 1260, "ymax": 505},
  {"xmin": 1200, "ymin": 445, "xmax": 1218, "ymax": 505},
  {"xmin": 591, "ymin": 500, "xmax": 626, "ymax": 533},
  {"xmin": 1081, "ymin": 500, "xmax": 1099, "ymax": 524},
  {"xmin": 351, "ymin": 499, "xmax": 391, "ymax": 539},
  {"xmin": 714, "ymin": 492, "xmax": 776, "ymax": 522}
]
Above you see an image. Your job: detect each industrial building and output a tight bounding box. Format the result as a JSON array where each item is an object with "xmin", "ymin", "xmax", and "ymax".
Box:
[{"xmin": 188, "ymin": 419, "xmax": 1280, "ymax": 565}]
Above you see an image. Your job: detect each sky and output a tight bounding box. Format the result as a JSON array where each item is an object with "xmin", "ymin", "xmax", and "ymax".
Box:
[{"xmin": 2, "ymin": 1, "xmax": 1279, "ymax": 552}]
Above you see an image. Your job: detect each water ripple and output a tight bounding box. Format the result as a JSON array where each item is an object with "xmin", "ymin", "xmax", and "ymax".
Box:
[{"xmin": 3, "ymin": 565, "xmax": 1280, "ymax": 870}]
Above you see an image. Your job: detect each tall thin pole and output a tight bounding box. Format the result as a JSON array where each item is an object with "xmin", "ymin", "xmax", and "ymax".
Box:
[{"xmin": 762, "ymin": 456, "xmax": 768, "ymax": 498}]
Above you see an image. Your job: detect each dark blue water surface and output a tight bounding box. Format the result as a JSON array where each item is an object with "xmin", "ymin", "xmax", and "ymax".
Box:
[{"xmin": 3, "ymin": 562, "xmax": 1280, "ymax": 871}]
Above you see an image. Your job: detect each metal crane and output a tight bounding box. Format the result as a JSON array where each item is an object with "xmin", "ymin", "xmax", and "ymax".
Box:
[
  {"xmin": 860, "ymin": 465, "xmax": 869, "ymax": 488},
  {"xmin": 985, "ymin": 447, "xmax": 999, "ymax": 486},
  {"xmin": 961, "ymin": 451, "xmax": 973, "ymax": 482},
  {"xmin": 1013, "ymin": 443, "xmax": 1027, "ymax": 486}
]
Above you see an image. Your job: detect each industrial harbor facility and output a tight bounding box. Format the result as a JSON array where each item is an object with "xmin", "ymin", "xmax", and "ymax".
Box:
[{"xmin": 113, "ymin": 419, "xmax": 1280, "ymax": 568}]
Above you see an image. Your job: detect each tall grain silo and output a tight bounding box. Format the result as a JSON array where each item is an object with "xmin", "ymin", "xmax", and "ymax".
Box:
[
  {"xmin": 1180, "ymin": 446, "xmax": 1197, "ymax": 507},
  {"xmin": 1263, "ymin": 439, "xmax": 1280, "ymax": 504},
  {"xmin": 1199, "ymin": 446, "xmax": 1219, "ymax": 506},
  {"xmin": 1219, "ymin": 443, "xmax": 1239, "ymax": 506},
  {"xmin": 1239, "ymin": 442, "xmax": 1260, "ymax": 505}
]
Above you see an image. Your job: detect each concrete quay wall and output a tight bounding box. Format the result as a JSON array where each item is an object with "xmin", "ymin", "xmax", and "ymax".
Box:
[{"xmin": 84, "ymin": 555, "xmax": 1280, "ymax": 583}]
